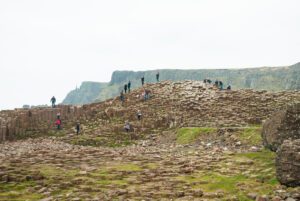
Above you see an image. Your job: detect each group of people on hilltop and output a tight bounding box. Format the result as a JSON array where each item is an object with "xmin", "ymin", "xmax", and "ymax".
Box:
[
  {"xmin": 204, "ymin": 78, "xmax": 231, "ymax": 90},
  {"xmin": 120, "ymin": 72, "xmax": 160, "ymax": 102},
  {"xmin": 49, "ymin": 72, "xmax": 235, "ymax": 135}
]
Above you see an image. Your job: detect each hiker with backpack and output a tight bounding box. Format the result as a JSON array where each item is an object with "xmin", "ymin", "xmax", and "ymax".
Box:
[{"xmin": 50, "ymin": 96, "xmax": 56, "ymax": 108}]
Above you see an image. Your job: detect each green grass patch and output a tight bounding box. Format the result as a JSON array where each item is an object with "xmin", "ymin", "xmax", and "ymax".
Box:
[
  {"xmin": 176, "ymin": 127, "xmax": 216, "ymax": 144},
  {"xmin": 114, "ymin": 164, "xmax": 142, "ymax": 171},
  {"xmin": 239, "ymin": 127, "xmax": 262, "ymax": 145}
]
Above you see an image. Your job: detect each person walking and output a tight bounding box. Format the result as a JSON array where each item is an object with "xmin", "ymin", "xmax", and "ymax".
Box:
[
  {"xmin": 125, "ymin": 121, "xmax": 130, "ymax": 133},
  {"xmin": 50, "ymin": 96, "xmax": 56, "ymax": 108},
  {"xmin": 124, "ymin": 83, "xmax": 128, "ymax": 93},
  {"xmin": 137, "ymin": 110, "xmax": 142, "ymax": 120},
  {"xmin": 76, "ymin": 123, "xmax": 80, "ymax": 136},
  {"xmin": 57, "ymin": 119, "xmax": 61, "ymax": 130},
  {"xmin": 156, "ymin": 72, "xmax": 159, "ymax": 82},
  {"xmin": 128, "ymin": 80, "xmax": 131, "ymax": 92},
  {"xmin": 120, "ymin": 90, "xmax": 124, "ymax": 101},
  {"xmin": 141, "ymin": 76, "xmax": 145, "ymax": 86}
]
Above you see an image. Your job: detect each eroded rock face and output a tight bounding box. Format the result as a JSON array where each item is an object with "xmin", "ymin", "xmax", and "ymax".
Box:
[
  {"xmin": 261, "ymin": 102, "xmax": 300, "ymax": 151},
  {"xmin": 276, "ymin": 139, "xmax": 300, "ymax": 187}
]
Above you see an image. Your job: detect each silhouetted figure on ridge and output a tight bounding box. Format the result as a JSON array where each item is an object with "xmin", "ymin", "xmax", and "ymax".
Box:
[
  {"xmin": 156, "ymin": 72, "xmax": 159, "ymax": 82},
  {"xmin": 50, "ymin": 96, "xmax": 56, "ymax": 108},
  {"xmin": 141, "ymin": 76, "xmax": 145, "ymax": 86},
  {"xmin": 124, "ymin": 83, "xmax": 128, "ymax": 93},
  {"xmin": 128, "ymin": 80, "xmax": 131, "ymax": 92}
]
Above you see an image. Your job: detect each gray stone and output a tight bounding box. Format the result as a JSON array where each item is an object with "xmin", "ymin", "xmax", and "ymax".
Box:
[
  {"xmin": 276, "ymin": 139, "xmax": 300, "ymax": 187},
  {"xmin": 261, "ymin": 102, "xmax": 300, "ymax": 151}
]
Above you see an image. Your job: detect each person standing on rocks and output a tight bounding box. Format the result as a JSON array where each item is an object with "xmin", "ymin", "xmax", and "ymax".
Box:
[
  {"xmin": 137, "ymin": 110, "xmax": 142, "ymax": 120},
  {"xmin": 50, "ymin": 96, "xmax": 56, "ymax": 108},
  {"xmin": 141, "ymin": 76, "xmax": 145, "ymax": 86},
  {"xmin": 128, "ymin": 80, "xmax": 131, "ymax": 92},
  {"xmin": 57, "ymin": 119, "xmax": 61, "ymax": 130},
  {"xmin": 120, "ymin": 90, "xmax": 124, "ymax": 101},
  {"xmin": 207, "ymin": 79, "xmax": 212, "ymax": 85},
  {"xmin": 219, "ymin": 81, "xmax": 223, "ymax": 90},
  {"xmin": 76, "ymin": 123, "xmax": 80, "ymax": 136},
  {"xmin": 214, "ymin": 79, "xmax": 219, "ymax": 87},
  {"xmin": 125, "ymin": 121, "xmax": 130, "ymax": 133},
  {"xmin": 227, "ymin": 84, "xmax": 231, "ymax": 90},
  {"xmin": 124, "ymin": 83, "xmax": 128, "ymax": 93},
  {"xmin": 156, "ymin": 72, "xmax": 159, "ymax": 82},
  {"xmin": 145, "ymin": 89, "xmax": 150, "ymax": 101}
]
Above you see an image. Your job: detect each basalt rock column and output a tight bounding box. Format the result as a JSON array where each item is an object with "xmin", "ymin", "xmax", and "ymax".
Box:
[
  {"xmin": 261, "ymin": 102, "xmax": 300, "ymax": 151},
  {"xmin": 276, "ymin": 139, "xmax": 300, "ymax": 187}
]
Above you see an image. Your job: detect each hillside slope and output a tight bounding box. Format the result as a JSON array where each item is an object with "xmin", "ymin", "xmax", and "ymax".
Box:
[
  {"xmin": 63, "ymin": 62, "xmax": 300, "ymax": 104},
  {"xmin": 62, "ymin": 81, "xmax": 108, "ymax": 104}
]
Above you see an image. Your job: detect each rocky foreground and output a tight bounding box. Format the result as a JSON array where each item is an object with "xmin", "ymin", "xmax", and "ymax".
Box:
[{"xmin": 0, "ymin": 127, "xmax": 299, "ymax": 201}]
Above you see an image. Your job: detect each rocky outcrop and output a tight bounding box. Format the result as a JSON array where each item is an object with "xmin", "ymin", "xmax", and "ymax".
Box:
[
  {"xmin": 2, "ymin": 80, "xmax": 300, "ymax": 143},
  {"xmin": 276, "ymin": 139, "xmax": 300, "ymax": 187},
  {"xmin": 261, "ymin": 102, "xmax": 300, "ymax": 151}
]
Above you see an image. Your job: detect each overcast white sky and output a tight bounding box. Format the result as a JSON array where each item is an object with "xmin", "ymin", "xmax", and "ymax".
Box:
[{"xmin": 0, "ymin": 0, "xmax": 299, "ymax": 110}]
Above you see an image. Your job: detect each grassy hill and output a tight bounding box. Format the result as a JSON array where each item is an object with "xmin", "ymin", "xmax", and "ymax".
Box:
[
  {"xmin": 62, "ymin": 81, "xmax": 108, "ymax": 104},
  {"xmin": 62, "ymin": 62, "xmax": 300, "ymax": 104}
]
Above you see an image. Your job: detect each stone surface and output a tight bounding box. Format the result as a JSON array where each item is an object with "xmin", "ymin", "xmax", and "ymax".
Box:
[
  {"xmin": 276, "ymin": 139, "xmax": 300, "ymax": 187},
  {"xmin": 246, "ymin": 193, "xmax": 258, "ymax": 200},
  {"xmin": 0, "ymin": 80, "xmax": 300, "ymax": 199},
  {"xmin": 261, "ymin": 102, "xmax": 300, "ymax": 151}
]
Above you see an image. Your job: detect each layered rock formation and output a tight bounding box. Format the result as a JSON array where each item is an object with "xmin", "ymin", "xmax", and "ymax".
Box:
[
  {"xmin": 1, "ymin": 80, "xmax": 300, "ymax": 143},
  {"xmin": 276, "ymin": 139, "xmax": 300, "ymax": 187},
  {"xmin": 261, "ymin": 102, "xmax": 300, "ymax": 151}
]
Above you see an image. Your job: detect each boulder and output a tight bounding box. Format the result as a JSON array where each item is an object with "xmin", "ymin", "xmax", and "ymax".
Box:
[
  {"xmin": 276, "ymin": 139, "xmax": 300, "ymax": 187},
  {"xmin": 261, "ymin": 102, "xmax": 300, "ymax": 151}
]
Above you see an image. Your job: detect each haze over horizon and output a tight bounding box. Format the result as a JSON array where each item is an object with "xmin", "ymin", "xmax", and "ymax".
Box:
[{"xmin": 1, "ymin": 0, "xmax": 300, "ymax": 110}]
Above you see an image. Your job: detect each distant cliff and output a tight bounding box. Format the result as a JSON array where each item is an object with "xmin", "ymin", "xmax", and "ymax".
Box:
[
  {"xmin": 62, "ymin": 82, "xmax": 108, "ymax": 104},
  {"xmin": 62, "ymin": 63, "xmax": 300, "ymax": 104}
]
